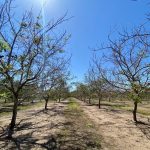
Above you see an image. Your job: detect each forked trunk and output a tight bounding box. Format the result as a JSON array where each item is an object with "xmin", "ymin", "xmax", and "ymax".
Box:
[
  {"xmin": 133, "ymin": 101, "xmax": 138, "ymax": 122},
  {"xmin": 8, "ymin": 94, "xmax": 18, "ymax": 138}
]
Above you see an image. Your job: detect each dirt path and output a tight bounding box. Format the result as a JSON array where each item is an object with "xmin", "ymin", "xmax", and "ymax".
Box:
[
  {"xmin": 78, "ymin": 100, "xmax": 150, "ymax": 150},
  {"xmin": 0, "ymin": 100, "xmax": 102, "ymax": 150}
]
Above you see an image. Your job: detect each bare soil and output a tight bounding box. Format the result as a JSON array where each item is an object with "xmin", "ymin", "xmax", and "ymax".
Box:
[
  {"xmin": 0, "ymin": 102, "xmax": 66, "ymax": 149},
  {"xmin": 78, "ymin": 100, "xmax": 150, "ymax": 150},
  {"xmin": 0, "ymin": 99, "xmax": 150, "ymax": 150},
  {"xmin": 0, "ymin": 100, "xmax": 101, "ymax": 150}
]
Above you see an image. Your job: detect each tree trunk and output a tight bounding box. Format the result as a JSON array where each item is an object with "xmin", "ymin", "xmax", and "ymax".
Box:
[
  {"xmin": 133, "ymin": 101, "xmax": 138, "ymax": 122},
  {"xmin": 98, "ymin": 95, "xmax": 102, "ymax": 109},
  {"xmin": 89, "ymin": 98, "xmax": 91, "ymax": 104},
  {"xmin": 58, "ymin": 97, "xmax": 61, "ymax": 103},
  {"xmin": 45, "ymin": 99, "xmax": 48, "ymax": 110},
  {"xmin": 98, "ymin": 97, "xmax": 101, "ymax": 109},
  {"xmin": 8, "ymin": 94, "xmax": 18, "ymax": 138},
  {"xmin": 108, "ymin": 97, "xmax": 111, "ymax": 102}
]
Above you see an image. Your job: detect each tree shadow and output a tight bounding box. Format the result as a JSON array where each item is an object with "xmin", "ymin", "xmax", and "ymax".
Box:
[
  {"xmin": 60, "ymin": 101, "xmax": 70, "ymax": 105},
  {"xmin": 0, "ymin": 100, "xmax": 102, "ymax": 150},
  {"xmin": 0, "ymin": 121, "xmax": 96, "ymax": 150},
  {"xmin": 0, "ymin": 117, "xmax": 66, "ymax": 150},
  {"xmin": 0, "ymin": 107, "xmax": 12, "ymax": 113},
  {"xmin": 31, "ymin": 104, "xmax": 65, "ymax": 117},
  {"xmin": 0, "ymin": 133, "xmax": 59, "ymax": 150},
  {"xmin": 85, "ymin": 103, "xmax": 95, "ymax": 107},
  {"xmin": 135, "ymin": 121, "xmax": 150, "ymax": 140}
]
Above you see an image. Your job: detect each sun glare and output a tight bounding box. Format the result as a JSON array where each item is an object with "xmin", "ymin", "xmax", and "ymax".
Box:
[
  {"xmin": 37, "ymin": 0, "xmax": 56, "ymax": 9},
  {"xmin": 41, "ymin": 0, "xmax": 47, "ymax": 4}
]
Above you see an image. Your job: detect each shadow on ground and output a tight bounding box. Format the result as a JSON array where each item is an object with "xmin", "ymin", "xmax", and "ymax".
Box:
[
  {"xmin": 0, "ymin": 101, "xmax": 101, "ymax": 150},
  {"xmin": 136, "ymin": 121, "xmax": 150, "ymax": 140}
]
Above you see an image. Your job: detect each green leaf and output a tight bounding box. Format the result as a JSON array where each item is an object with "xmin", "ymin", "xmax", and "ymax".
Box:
[
  {"xmin": 0, "ymin": 40, "xmax": 10, "ymax": 52},
  {"xmin": 35, "ymin": 22, "xmax": 42, "ymax": 29},
  {"xmin": 33, "ymin": 37, "xmax": 41, "ymax": 45},
  {"xmin": 21, "ymin": 22, "xmax": 28, "ymax": 28},
  {"xmin": 59, "ymin": 49, "xmax": 64, "ymax": 53}
]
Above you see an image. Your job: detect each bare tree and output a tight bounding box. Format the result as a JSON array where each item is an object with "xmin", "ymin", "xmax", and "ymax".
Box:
[
  {"xmin": 0, "ymin": 0, "xmax": 69, "ymax": 137},
  {"xmin": 83, "ymin": 82, "xmax": 94, "ymax": 104},
  {"xmin": 75, "ymin": 83, "xmax": 87, "ymax": 102},
  {"xmin": 95, "ymin": 30, "xmax": 150, "ymax": 122},
  {"xmin": 55, "ymin": 75, "xmax": 70, "ymax": 103},
  {"xmin": 85, "ymin": 62, "xmax": 107, "ymax": 109},
  {"xmin": 40, "ymin": 57, "xmax": 70, "ymax": 110}
]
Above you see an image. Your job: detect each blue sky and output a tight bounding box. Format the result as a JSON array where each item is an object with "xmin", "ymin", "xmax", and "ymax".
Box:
[{"xmin": 14, "ymin": 0, "xmax": 149, "ymax": 82}]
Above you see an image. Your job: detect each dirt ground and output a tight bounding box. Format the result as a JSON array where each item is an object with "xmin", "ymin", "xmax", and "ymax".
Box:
[
  {"xmin": 0, "ymin": 102, "xmax": 66, "ymax": 149},
  {"xmin": 0, "ymin": 99, "xmax": 150, "ymax": 150},
  {"xmin": 78, "ymin": 100, "xmax": 150, "ymax": 150},
  {"xmin": 0, "ymin": 100, "xmax": 101, "ymax": 150}
]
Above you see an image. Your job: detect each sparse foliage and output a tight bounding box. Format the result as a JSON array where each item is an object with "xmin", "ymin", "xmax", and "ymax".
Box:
[
  {"xmin": 0, "ymin": 0, "xmax": 69, "ymax": 137},
  {"xmin": 95, "ymin": 29, "xmax": 150, "ymax": 122}
]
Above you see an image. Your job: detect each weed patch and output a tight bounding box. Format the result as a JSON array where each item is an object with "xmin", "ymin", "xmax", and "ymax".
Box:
[{"xmin": 58, "ymin": 99, "xmax": 102, "ymax": 150}]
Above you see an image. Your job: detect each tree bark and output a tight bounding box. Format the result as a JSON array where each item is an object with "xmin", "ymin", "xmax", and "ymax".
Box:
[
  {"xmin": 133, "ymin": 101, "xmax": 138, "ymax": 122},
  {"xmin": 98, "ymin": 95, "xmax": 102, "ymax": 109},
  {"xmin": 45, "ymin": 99, "xmax": 48, "ymax": 110},
  {"xmin": 98, "ymin": 98, "xmax": 101, "ymax": 109},
  {"xmin": 58, "ymin": 97, "xmax": 61, "ymax": 103},
  {"xmin": 108, "ymin": 96, "xmax": 111, "ymax": 102},
  {"xmin": 89, "ymin": 98, "xmax": 91, "ymax": 104},
  {"xmin": 8, "ymin": 94, "xmax": 18, "ymax": 138}
]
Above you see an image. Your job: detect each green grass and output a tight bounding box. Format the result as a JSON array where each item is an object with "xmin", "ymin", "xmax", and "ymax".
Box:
[
  {"xmin": 66, "ymin": 98, "xmax": 84, "ymax": 117},
  {"xmin": 138, "ymin": 110, "xmax": 150, "ymax": 116},
  {"xmin": 93, "ymin": 99, "xmax": 150, "ymax": 116},
  {"xmin": 86, "ymin": 123, "xmax": 94, "ymax": 128},
  {"xmin": 18, "ymin": 101, "xmax": 44, "ymax": 110},
  {"xmin": 0, "ymin": 112, "xmax": 10, "ymax": 117},
  {"xmin": 67, "ymin": 99, "xmax": 80, "ymax": 111},
  {"xmin": 61, "ymin": 98, "xmax": 102, "ymax": 149},
  {"xmin": 80, "ymin": 98, "xmax": 150, "ymax": 117},
  {"xmin": 112, "ymin": 105, "xmax": 150, "ymax": 116},
  {"xmin": 0, "ymin": 101, "xmax": 44, "ymax": 116}
]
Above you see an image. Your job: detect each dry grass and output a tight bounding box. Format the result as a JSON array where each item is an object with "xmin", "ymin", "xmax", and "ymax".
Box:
[
  {"xmin": 89, "ymin": 99, "xmax": 150, "ymax": 117},
  {"xmin": 0, "ymin": 99, "xmax": 102, "ymax": 150},
  {"xmin": 0, "ymin": 101, "xmax": 44, "ymax": 117},
  {"xmin": 59, "ymin": 98, "xmax": 102, "ymax": 150},
  {"xmin": 79, "ymin": 99, "xmax": 150, "ymax": 150}
]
